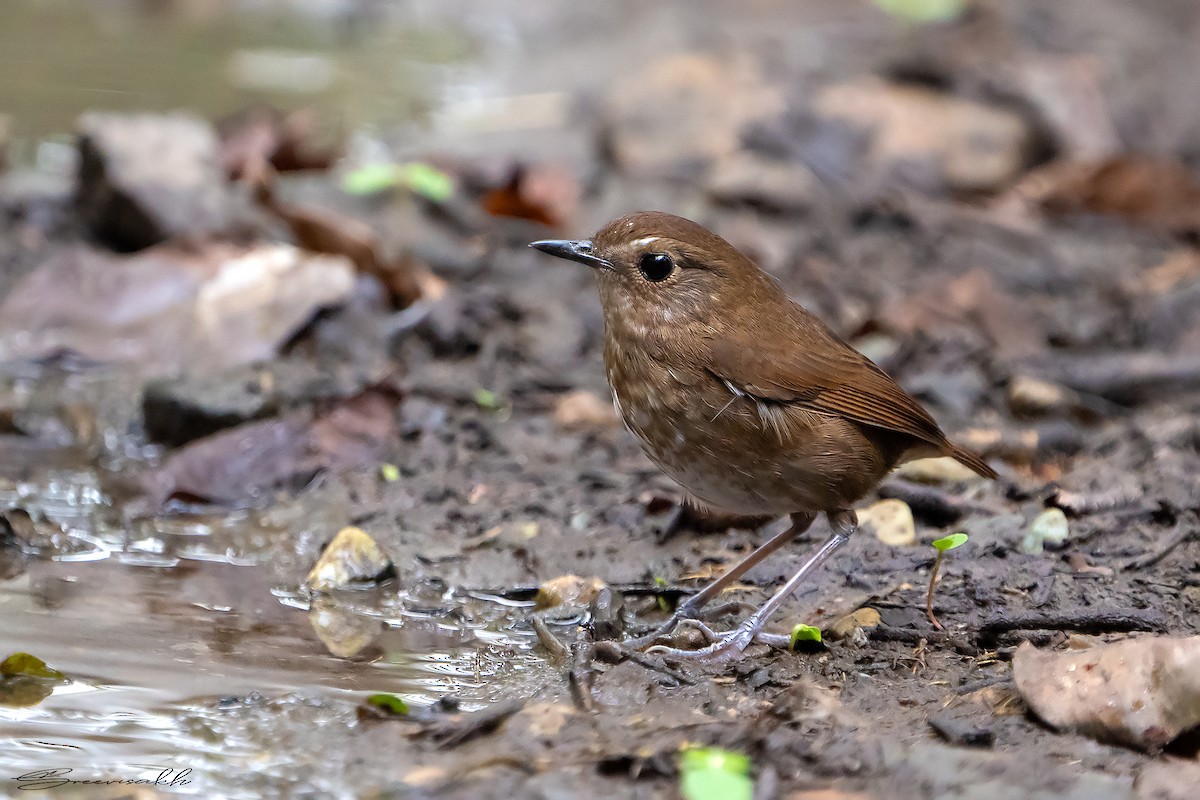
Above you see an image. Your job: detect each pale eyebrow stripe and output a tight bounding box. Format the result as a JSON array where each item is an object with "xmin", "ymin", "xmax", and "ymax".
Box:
[{"xmin": 630, "ymin": 236, "xmax": 660, "ymax": 247}]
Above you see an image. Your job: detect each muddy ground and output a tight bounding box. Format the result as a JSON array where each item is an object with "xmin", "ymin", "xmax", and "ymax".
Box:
[{"xmin": 1, "ymin": 1, "xmax": 1199, "ymax": 798}]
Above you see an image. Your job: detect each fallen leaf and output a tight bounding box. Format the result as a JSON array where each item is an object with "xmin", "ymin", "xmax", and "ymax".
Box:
[
  {"xmin": 1028, "ymin": 156, "xmax": 1200, "ymax": 233},
  {"xmin": 605, "ymin": 54, "xmax": 782, "ymax": 175},
  {"xmin": 148, "ymin": 388, "xmax": 400, "ymax": 508},
  {"xmin": 218, "ymin": 105, "xmax": 339, "ymax": 181},
  {"xmin": 1013, "ymin": 636, "xmax": 1200, "ymax": 751},
  {"xmin": 0, "ymin": 653, "xmax": 66, "ymax": 681},
  {"xmin": 253, "ymin": 171, "xmax": 422, "ymax": 308},
  {"xmin": 814, "ymin": 77, "xmax": 1035, "ymax": 192},
  {"xmin": 0, "ymin": 243, "xmax": 354, "ymax": 374},
  {"xmin": 480, "ymin": 164, "xmax": 579, "ymax": 228}
]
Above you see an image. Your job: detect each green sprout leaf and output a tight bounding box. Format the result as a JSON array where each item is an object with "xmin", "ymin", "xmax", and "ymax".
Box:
[
  {"xmin": 365, "ymin": 693, "xmax": 409, "ymax": 716},
  {"xmin": 873, "ymin": 0, "xmax": 967, "ymax": 23},
  {"xmin": 343, "ymin": 163, "xmax": 402, "ymax": 195},
  {"xmin": 789, "ymin": 624, "xmax": 823, "ymax": 649},
  {"xmin": 473, "ymin": 388, "xmax": 502, "ymax": 410},
  {"xmin": 679, "ymin": 747, "xmax": 753, "ymax": 800},
  {"xmin": 395, "ymin": 162, "xmax": 454, "ymax": 203},
  {"xmin": 653, "ymin": 576, "xmax": 670, "ymax": 613},
  {"xmin": 379, "ymin": 463, "xmax": 401, "ymax": 483},
  {"xmin": 0, "ymin": 653, "xmax": 67, "ymax": 681},
  {"xmin": 342, "ymin": 161, "xmax": 455, "ymax": 202},
  {"xmin": 932, "ymin": 533, "xmax": 969, "ymax": 552}
]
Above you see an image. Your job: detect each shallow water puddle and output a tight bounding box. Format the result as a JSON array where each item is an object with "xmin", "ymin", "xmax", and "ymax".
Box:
[{"xmin": 0, "ymin": 553, "xmax": 553, "ymax": 794}]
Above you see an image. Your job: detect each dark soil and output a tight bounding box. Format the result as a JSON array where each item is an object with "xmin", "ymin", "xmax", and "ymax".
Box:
[{"xmin": 1, "ymin": 2, "xmax": 1198, "ymax": 799}]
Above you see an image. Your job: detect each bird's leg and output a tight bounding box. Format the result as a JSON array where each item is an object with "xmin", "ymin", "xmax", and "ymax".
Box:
[
  {"xmin": 625, "ymin": 511, "xmax": 816, "ymax": 649},
  {"xmin": 647, "ymin": 509, "xmax": 857, "ymax": 662}
]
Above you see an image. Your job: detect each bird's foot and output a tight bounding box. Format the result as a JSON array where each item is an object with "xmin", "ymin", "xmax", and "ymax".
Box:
[
  {"xmin": 623, "ymin": 601, "xmax": 749, "ymax": 650},
  {"xmin": 644, "ymin": 618, "xmax": 763, "ymax": 664}
]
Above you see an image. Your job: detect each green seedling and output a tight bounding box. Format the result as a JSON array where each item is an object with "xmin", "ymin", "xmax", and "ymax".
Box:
[
  {"xmin": 679, "ymin": 746, "xmax": 753, "ymax": 800},
  {"xmin": 379, "ymin": 463, "xmax": 401, "ymax": 483},
  {"xmin": 473, "ymin": 388, "xmax": 502, "ymax": 409},
  {"xmin": 653, "ymin": 576, "xmax": 670, "ymax": 613},
  {"xmin": 364, "ymin": 693, "xmax": 409, "ymax": 716},
  {"xmin": 926, "ymin": 533, "xmax": 968, "ymax": 630},
  {"xmin": 873, "ymin": 0, "xmax": 967, "ymax": 23},
  {"xmin": 342, "ymin": 161, "xmax": 454, "ymax": 202},
  {"xmin": 788, "ymin": 624, "xmax": 823, "ymax": 651}
]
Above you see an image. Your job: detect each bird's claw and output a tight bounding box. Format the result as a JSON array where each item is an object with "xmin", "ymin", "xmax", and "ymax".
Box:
[
  {"xmin": 644, "ymin": 620, "xmax": 759, "ymax": 663},
  {"xmin": 623, "ymin": 600, "xmax": 750, "ymax": 650}
]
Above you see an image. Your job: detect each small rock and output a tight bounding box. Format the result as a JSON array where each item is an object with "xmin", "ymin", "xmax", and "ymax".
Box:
[
  {"xmin": 828, "ymin": 608, "xmax": 882, "ymax": 640},
  {"xmin": 705, "ymin": 152, "xmax": 821, "ymax": 213},
  {"xmin": 552, "ymin": 390, "xmax": 618, "ymax": 430},
  {"xmin": 1022, "ymin": 508, "xmax": 1069, "ymax": 555},
  {"xmin": 881, "ymin": 741, "xmax": 1132, "ymax": 800},
  {"xmin": 1013, "ymin": 636, "xmax": 1200, "ymax": 751},
  {"xmin": 928, "ymin": 711, "xmax": 995, "ymax": 748},
  {"xmin": 142, "ymin": 360, "xmax": 363, "ymax": 446},
  {"xmin": 605, "ymin": 54, "xmax": 782, "ymax": 175},
  {"xmin": 535, "ymin": 574, "xmax": 608, "ymax": 609},
  {"xmin": 813, "ymin": 78, "xmax": 1035, "ymax": 193},
  {"xmin": 1135, "ymin": 759, "xmax": 1200, "ymax": 800},
  {"xmin": 894, "ymin": 456, "xmax": 982, "ymax": 484},
  {"xmin": 77, "ymin": 112, "xmax": 233, "ymax": 250},
  {"xmin": 306, "ymin": 527, "xmax": 396, "ymax": 593},
  {"xmin": 1008, "ymin": 375, "xmax": 1080, "ymax": 418},
  {"xmin": 858, "ymin": 499, "xmax": 917, "ymax": 546}
]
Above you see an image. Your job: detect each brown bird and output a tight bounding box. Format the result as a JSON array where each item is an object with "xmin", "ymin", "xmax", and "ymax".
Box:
[{"xmin": 532, "ymin": 212, "xmax": 996, "ymax": 660}]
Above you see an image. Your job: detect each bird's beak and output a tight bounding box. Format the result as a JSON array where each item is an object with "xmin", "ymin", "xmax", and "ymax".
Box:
[{"xmin": 529, "ymin": 239, "xmax": 614, "ymax": 271}]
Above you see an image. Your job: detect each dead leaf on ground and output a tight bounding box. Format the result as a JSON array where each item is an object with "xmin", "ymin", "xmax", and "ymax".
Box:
[
  {"xmin": 480, "ymin": 164, "xmax": 579, "ymax": 228},
  {"xmin": 1013, "ymin": 636, "xmax": 1200, "ymax": 751},
  {"xmin": 813, "ymin": 77, "xmax": 1036, "ymax": 193},
  {"xmin": 0, "ymin": 243, "xmax": 354, "ymax": 374},
  {"xmin": 254, "ymin": 173, "xmax": 422, "ymax": 308},
  {"xmin": 881, "ymin": 268, "xmax": 1045, "ymax": 361},
  {"xmin": 147, "ymin": 388, "xmax": 400, "ymax": 508},
  {"xmin": 1018, "ymin": 156, "xmax": 1200, "ymax": 234},
  {"xmin": 218, "ymin": 105, "xmax": 339, "ymax": 181}
]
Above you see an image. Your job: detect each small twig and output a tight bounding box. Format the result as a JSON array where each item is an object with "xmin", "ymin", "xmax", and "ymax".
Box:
[
  {"xmin": 568, "ymin": 641, "xmax": 597, "ymax": 713},
  {"xmin": 1123, "ymin": 518, "xmax": 1198, "ymax": 571},
  {"xmin": 954, "ymin": 673, "xmax": 1012, "ymax": 695},
  {"xmin": 593, "ymin": 641, "xmax": 695, "ymax": 686},
  {"xmin": 421, "ymin": 699, "xmax": 525, "ymax": 747},
  {"xmin": 977, "ymin": 609, "xmax": 1168, "ymax": 643},
  {"xmin": 531, "ymin": 616, "xmax": 569, "ymax": 665},
  {"xmin": 868, "ymin": 625, "xmax": 979, "ymax": 656}
]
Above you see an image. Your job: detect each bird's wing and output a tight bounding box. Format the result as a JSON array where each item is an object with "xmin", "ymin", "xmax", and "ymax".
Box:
[{"xmin": 706, "ymin": 317, "xmax": 948, "ymax": 449}]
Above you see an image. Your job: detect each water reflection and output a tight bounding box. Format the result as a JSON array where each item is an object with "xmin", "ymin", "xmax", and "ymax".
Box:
[{"xmin": 0, "ymin": 556, "xmax": 554, "ymax": 792}]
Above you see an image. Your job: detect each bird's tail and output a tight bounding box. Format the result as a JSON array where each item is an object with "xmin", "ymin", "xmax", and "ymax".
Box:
[{"xmin": 948, "ymin": 442, "xmax": 999, "ymax": 480}]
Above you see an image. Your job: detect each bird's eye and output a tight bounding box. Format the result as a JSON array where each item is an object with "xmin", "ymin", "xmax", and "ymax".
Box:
[{"xmin": 638, "ymin": 252, "xmax": 674, "ymax": 282}]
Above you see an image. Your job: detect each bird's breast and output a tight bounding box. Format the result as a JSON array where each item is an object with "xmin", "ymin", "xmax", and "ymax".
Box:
[{"xmin": 603, "ymin": 333, "xmax": 897, "ymax": 515}]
